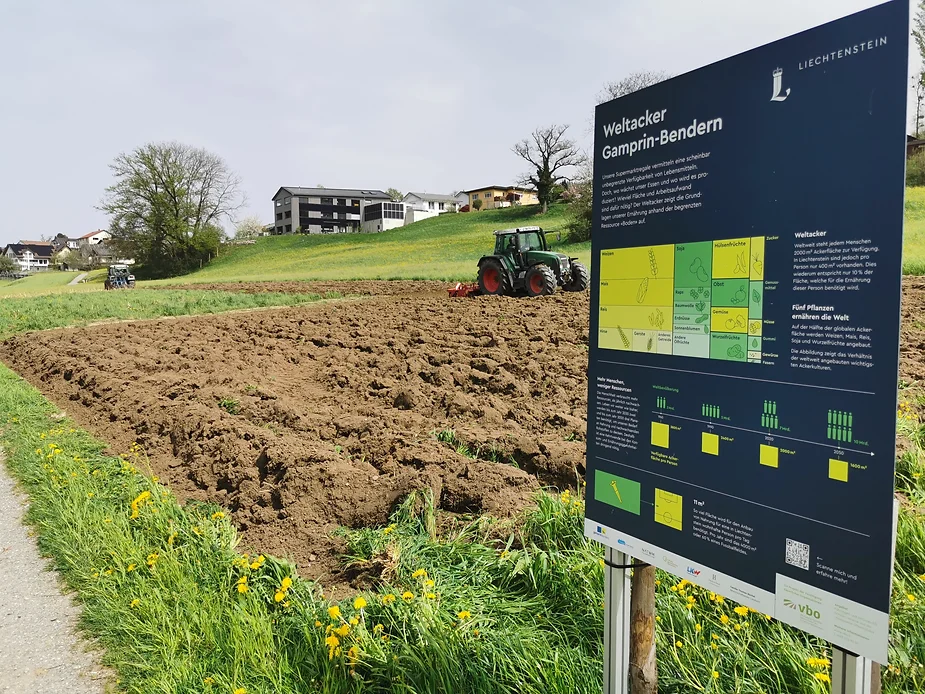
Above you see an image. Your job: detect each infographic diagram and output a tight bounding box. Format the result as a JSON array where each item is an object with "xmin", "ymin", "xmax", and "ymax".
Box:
[{"xmin": 598, "ymin": 237, "xmax": 765, "ymax": 362}]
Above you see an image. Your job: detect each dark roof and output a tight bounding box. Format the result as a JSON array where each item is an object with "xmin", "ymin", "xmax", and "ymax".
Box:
[
  {"xmin": 461, "ymin": 185, "xmax": 536, "ymax": 194},
  {"xmin": 4, "ymin": 243, "xmax": 53, "ymax": 258},
  {"xmin": 403, "ymin": 192, "xmax": 463, "ymax": 203},
  {"xmin": 273, "ymin": 186, "xmax": 391, "ymax": 200}
]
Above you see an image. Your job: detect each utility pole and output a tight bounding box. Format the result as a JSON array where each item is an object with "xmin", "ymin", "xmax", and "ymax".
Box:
[{"xmin": 629, "ymin": 566, "xmax": 657, "ymax": 693}]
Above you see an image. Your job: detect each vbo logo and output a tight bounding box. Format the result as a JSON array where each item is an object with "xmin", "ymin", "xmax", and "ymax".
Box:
[{"xmin": 783, "ymin": 599, "xmax": 821, "ymax": 620}]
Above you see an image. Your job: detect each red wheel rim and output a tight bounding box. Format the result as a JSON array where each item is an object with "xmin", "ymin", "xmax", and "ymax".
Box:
[
  {"xmin": 529, "ymin": 272, "xmax": 544, "ymax": 294},
  {"xmin": 483, "ymin": 267, "xmax": 500, "ymax": 292}
]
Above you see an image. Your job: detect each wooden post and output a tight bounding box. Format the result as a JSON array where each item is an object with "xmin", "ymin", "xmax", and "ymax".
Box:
[{"xmin": 629, "ymin": 564, "xmax": 657, "ymax": 693}]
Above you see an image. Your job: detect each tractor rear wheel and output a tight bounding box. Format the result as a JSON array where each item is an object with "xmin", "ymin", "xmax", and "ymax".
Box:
[
  {"xmin": 478, "ymin": 259, "xmax": 510, "ymax": 296},
  {"xmin": 564, "ymin": 261, "xmax": 589, "ymax": 291},
  {"xmin": 525, "ymin": 265, "xmax": 556, "ymax": 297}
]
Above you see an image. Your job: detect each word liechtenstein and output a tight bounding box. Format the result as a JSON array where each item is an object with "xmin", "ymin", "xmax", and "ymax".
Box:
[{"xmin": 600, "ymin": 109, "xmax": 724, "ymax": 159}]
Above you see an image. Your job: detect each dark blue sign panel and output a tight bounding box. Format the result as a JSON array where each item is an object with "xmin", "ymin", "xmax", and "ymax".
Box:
[{"xmin": 584, "ymin": 1, "xmax": 907, "ymax": 662}]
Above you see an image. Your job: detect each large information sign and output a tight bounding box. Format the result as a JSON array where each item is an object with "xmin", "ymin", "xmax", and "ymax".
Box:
[{"xmin": 584, "ymin": 2, "xmax": 907, "ymax": 662}]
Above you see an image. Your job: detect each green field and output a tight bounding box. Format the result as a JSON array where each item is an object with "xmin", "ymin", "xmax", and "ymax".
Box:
[
  {"xmin": 0, "ymin": 269, "xmax": 107, "ymax": 297},
  {"xmin": 904, "ymin": 187, "xmax": 925, "ymax": 274},
  {"xmin": 156, "ymin": 204, "xmax": 588, "ymax": 285}
]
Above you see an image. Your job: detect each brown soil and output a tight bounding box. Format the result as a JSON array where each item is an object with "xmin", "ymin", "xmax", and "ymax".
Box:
[
  {"xmin": 5, "ymin": 276, "xmax": 923, "ymax": 591},
  {"xmin": 152, "ymin": 280, "xmax": 452, "ymax": 297},
  {"xmin": 0, "ymin": 292, "xmax": 589, "ymax": 591}
]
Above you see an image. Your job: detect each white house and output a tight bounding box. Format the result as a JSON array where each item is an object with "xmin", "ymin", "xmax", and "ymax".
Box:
[
  {"xmin": 78, "ymin": 229, "xmax": 111, "ymax": 246},
  {"xmin": 3, "ymin": 243, "xmax": 53, "ymax": 273},
  {"xmin": 359, "ymin": 200, "xmax": 408, "ymax": 233},
  {"xmin": 402, "ymin": 192, "xmax": 466, "ymax": 213}
]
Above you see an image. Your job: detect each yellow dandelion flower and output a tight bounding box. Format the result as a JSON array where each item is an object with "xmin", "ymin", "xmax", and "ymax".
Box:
[
  {"xmin": 281, "ymin": 577, "xmax": 293, "ymax": 591},
  {"xmin": 347, "ymin": 645, "xmax": 360, "ymax": 663},
  {"xmin": 349, "ymin": 616, "xmax": 359, "ymax": 626},
  {"xmin": 806, "ymin": 657, "xmax": 831, "ymax": 668},
  {"xmin": 720, "ymin": 615, "xmax": 730, "ymax": 625},
  {"xmin": 733, "ymin": 606, "xmax": 749, "ymax": 617},
  {"xmin": 382, "ymin": 593, "xmax": 396, "ymax": 605},
  {"xmin": 328, "ymin": 605, "xmax": 341, "ymax": 620},
  {"xmin": 314, "ymin": 620, "xmax": 323, "ymax": 627},
  {"xmin": 412, "ymin": 569, "xmax": 427, "ymax": 579},
  {"xmin": 211, "ymin": 511, "xmax": 225, "ymax": 520},
  {"xmin": 335, "ymin": 624, "xmax": 350, "ymax": 637},
  {"xmin": 146, "ymin": 553, "xmax": 158, "ymax": 568},
  {"xmin": 919, "ymin": 573, "xmax": 925, "ymax": 581},
  {"xmin": 712, "ymin": 671, "xmax": 719, "ymax": 679},
  {"xmin": 675, "ymin": 640, "xmax": 683, "ymax": 648},
  {"xmin": 354, "ymin": 596, "xmax": 367, "ymax": 610},
  {"xmin": 203, "ymin": 676, "xmax": 214, "ymax": 685},
  {"xmin": 233, "ymin": 687, "xmax": 247, "ymax": 694},
  {"xmin": 425, "ymin": 592, "xmax": 436, "ymax": 600},
  {"xmin": 249, "ymin": 555, "xmax": 265, "ymax": 570},
  {"xmin": 274, "ymin": 591, "xmax": 286, "ymax": 603},
  {"xmin": 711, "ymin": 642, "xmax": 718, "ymax": 650},
  {"xmin": 715, "ymin": 595, "xmax": 725, "ymax": 604},
  {"xmin": 237, "ymin": 583, "xmax": 248, "ymax": 594},
  {"xmin": 711, "ymin": 633, "xmax": 719, "ymax": 640},
  {"xmin": 734, "ymin": 623, "xmax": 742, "ymax": 631},
  {"xmin": 500, "ymin": 550, "xmax": 509, "ymax": 559},
  {"xmin": 130, "ymin": 598, "xmax": 140, "ymax": 608},
  {"xmin": 458, "ymin": 610, "xmax": 472, "ymax": 620},
  {"xmin": 695, "ymin": 623, "xmax": 702, "ymax": 632},
  {"xmin": 655, "ymin": 615, "xmax": 660, "ymax": 622},
  {"xmin": 382, "ymin": 525, "xmax": 394, "ymax": 535},
  {"xmin": 472, "ymin": 629, "xmax": 480, "ymax": 636},
  {"xmin": 373, "ymin": 623, "xmax": 384, "ymax": 633},
  {"xmin": 402, "ymin": 591, "xmax": 414, "ymax": 601},
  {"xmin": 765, "ymin": 614, "xmax": 772, "ymax": 620},
  {"xmin": 908, "ymin": 594, "xmax": 916, "ymax": 602},
  {"xmin": 423, "ymin": 579, "xmax": 435, "ymax": 589},
  {"xmin": 813, "ymin": 673, "xmax": 831, "ymax": 683}
]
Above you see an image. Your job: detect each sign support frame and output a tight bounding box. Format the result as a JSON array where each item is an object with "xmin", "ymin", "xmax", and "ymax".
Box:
[{"xmin": 602, "ymin": 547, "xmax": 632, "ymax": 694}]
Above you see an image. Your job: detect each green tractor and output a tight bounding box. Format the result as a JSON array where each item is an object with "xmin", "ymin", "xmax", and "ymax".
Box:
[{"xmin": 476, "ymin": 226, "xmax": 589, "ymax": 297}]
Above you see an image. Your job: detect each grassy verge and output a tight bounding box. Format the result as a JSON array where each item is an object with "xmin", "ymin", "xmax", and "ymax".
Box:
[
  {"xmin": 905, "ymin": 187, "xmax": 925, "ymax": 274},
  {"xmin": 1, "ymin": 362, "xmax": 923, "ymax": 692},
  {"xmin": 152, "ymin": 204, "xmax": 589, "ymax": 285},
  {"xmin": 0, "ymin": 289, "xmax": 340, "ymax": 339},
  {"xmin": 0, "ymin": 269, "xmax": 107, "ymax": 298}
]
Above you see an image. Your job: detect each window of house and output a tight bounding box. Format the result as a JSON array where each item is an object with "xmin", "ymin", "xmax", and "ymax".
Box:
[
  {"xmin": 428, "ymin": 201, "xmax": 434, "ymax": 209},
  {"xmin": 337, "ymin": 198, "xmax": 346, "ymax": 206},
  {"xmin": 276, "ymin": 200, "xmax": 282, "ymax": 207},
  {"xmin": 321, "ymin": 197, "xmax": 333, "ymax": 205},
  {"xmin": 439, "ymin": 202, "xmax": 445, "ymax": 211},
  {"xmin": 351, "ymin": 199, "xmax": 360, "ymax": 207},
  {"xmin": 285, "ymin": 224, "xmax": 292, "ymax": 233},
  {"xmin": 284, "ymin": 197, "xmax": 291, "ymax": 205},
  {"xmin": 471, "ymin": 193, "xmax": 478, "ymax": 199},
  {"xmin": 285, "ymin": 210, "xmax": 292, "ymax": 218},
  {"xmin": 276, "ymin": 227, "xmax": 283, "ymax": 234},
  {"xmin": 276, "ymin": 213, "xmax": 283, "ymax": 220}
]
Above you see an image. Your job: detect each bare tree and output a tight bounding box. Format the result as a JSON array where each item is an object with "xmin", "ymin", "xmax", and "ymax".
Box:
[
  {"xmin": 101, "ymin": 142, "xmax": 244, "ymax": 277},
  {"xmin": 599, "ymin": 70, "xmax": 671, "ymax": 103},
  {"xmin": 513, "ymin": 125, "xmax": 586, "ymax": 214}
]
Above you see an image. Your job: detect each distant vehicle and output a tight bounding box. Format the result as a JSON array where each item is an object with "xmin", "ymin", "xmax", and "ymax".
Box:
[{"xmin": 104, "ymin": 264, "xmax": 135, "ymax": 290}]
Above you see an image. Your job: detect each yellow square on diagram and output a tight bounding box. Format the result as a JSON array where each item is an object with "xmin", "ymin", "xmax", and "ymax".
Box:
[
  {"xmin": 655, "ymin": 489, "xmax": 683, "ymax": 531},
  {"xmin": 702, "ymin": 432, "xmax": 719, "ymax": 456},
  {"xmin": 712, "ymin": 238, "xmax": 751, "ymax": 278},
  {"xmin": 651, "ymin": 421, "xmax": 670, "ymax": 449},
  {"xmin": 760, "ymin": 444, "xmax": 779, "ymax": 468},
  {"xmin": 829, "ymin": 459, "xmax": 849, "ymax": 482}
]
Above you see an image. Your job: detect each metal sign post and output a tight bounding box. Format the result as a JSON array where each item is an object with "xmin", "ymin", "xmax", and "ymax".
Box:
[
  {"xmin": 831, "ymin": 649, "xmax": 874, "ymax": 694},
  {"xmin": 602, "ymin": 547, "xmax": 631, "ymax": 694}
]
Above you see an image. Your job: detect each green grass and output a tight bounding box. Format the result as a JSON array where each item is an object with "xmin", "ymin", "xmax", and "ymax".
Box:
[
  {"xmin": 905, "ymin": 188, "xmax": 925, "ymax": 274},
  {"xmin": 0, "ymin": 269, "xmax": 107, "ymax": 298},
  {"xmin": 0, "ymin": 289, "xmax": 340, "ymax": 340},
  {"xmin": 154, "ymin": 204, "xmax": 589, "ymax": 285},
  {"xmin": 1, "ymin": 361, "xmax": 924, "ymax": 691}
]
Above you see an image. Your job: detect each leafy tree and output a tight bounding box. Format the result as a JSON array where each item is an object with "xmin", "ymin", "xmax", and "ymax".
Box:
[
  {"xmin": 386, "ymin": 187, "xmax": 403, "ymax": 201},
  {"xmin": 513, "ymin": 124, "xmax": 586, "ymax": 214},
  {"xmin": 472, "ymin": 198, "xmax": 483, "ymax": 212},
  {"xmin": 101, "ymin": 142, "xmax": 243, "ymax": 278},
  {"xmin": 0, "ymin": 255, "xmax": 17, "ymax": 275},
  {"xmin": 235, "ymin": 216, "xmax": 266, "ymax": 240},
  {"xmin": 914, "ymin": 3, "xmax": 925, "ymax": 135}
]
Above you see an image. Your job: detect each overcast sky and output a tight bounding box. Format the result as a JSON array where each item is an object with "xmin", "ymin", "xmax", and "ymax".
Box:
[{"xmin": 0, "ymin": 0, "xmax": 916, "ymax": 247}]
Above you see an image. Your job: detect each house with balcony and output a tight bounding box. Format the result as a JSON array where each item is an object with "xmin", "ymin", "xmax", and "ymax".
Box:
[
  {"xmin": 462, "ymin": 186, "xmax": 538, "ymax": 211},
  {"xmin": 271, "ymin": 187, "xmax": 392, "ymax": 234},
  {"xmin": 2, "ymin": 243, "xmax": 53, "ymax": 273}
]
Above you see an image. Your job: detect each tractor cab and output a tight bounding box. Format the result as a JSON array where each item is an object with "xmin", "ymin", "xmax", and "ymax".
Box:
[
  {"xmin": 105, "ymin": 264, "xmax": 136, "ymax": 290},
  {"xmin": 493, "ymin": 227, "xmax": 548, "ymax": 256}
]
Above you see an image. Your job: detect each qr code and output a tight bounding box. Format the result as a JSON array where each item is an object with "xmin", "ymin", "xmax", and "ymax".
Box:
[{"xmin": 785, "ymin": 538, "xmax": 810, "ymax": 570}]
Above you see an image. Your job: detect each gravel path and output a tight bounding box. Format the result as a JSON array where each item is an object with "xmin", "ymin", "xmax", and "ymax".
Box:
[
  {"xmin": 67, "ymin": 273, "xmax": 89, "ymax": 286},
  {"xmin": 0, "ymin": 454, "xmax": 111, "ymax": 693}
]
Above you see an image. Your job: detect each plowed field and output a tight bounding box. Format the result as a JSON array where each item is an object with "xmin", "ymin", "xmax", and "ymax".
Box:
[
  {"xmin": 0, "ymin": 290, "xmax": 589, "ymax": 586},
  {"xmin": 5, "ymin": 278, "xmax": 924, "ymax": 588}
]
